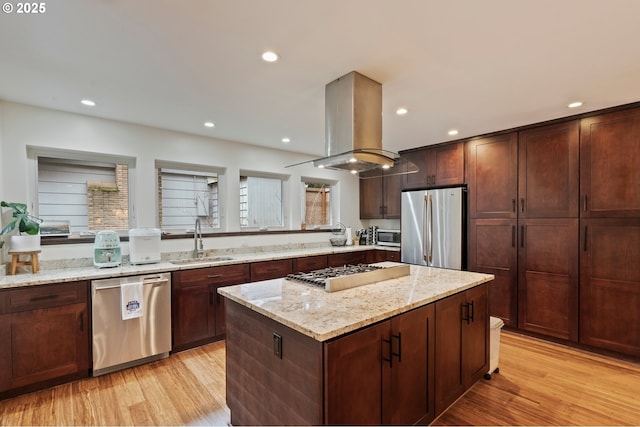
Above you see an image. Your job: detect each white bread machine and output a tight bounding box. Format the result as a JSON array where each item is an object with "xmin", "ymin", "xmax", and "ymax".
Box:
[{"xmin": 128, "ymin": 228, "xmax": 161, "ymax": 264}]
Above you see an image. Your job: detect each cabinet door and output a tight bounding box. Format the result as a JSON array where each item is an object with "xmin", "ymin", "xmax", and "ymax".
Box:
[
  {"xmin": 462, "ymin": 284, "xmax": 489, "ymax": 386},
  {"xmin": 467, "ymin": 133, "xmax": 518, "ymax": 219},
  {"xmin": 468, "ymin": 219, "xmax": 518, "ymax": 326},
  {"xmin": 434, "ymin": 291, "xmax": 466, "ymax": 415},
  {"xmin": 0, "ymin": 303, "xmax": 89, "ymax": 392},
  {"xmin": 292, "ymin": 255, "xmax": 328, "ymax": 273},
  {"xmin": 580, "ymin": 219, "xmax": 640, "ymax": 356},
  {"xmin": 172, "ymin": 284, "xmax": 215, "ymax": 350},
  {"xmin": 518, "ymin": 219, "xmax": 579, "ymax": 340},
  {"xmin": 580, "ymin": 108, "xmax": 640, "ymax": 217},
  {"xmin": 328, "ymin": 251, "xmax": 366, "ymax": 267},
  {"xmin": 386, "ymin": 304, "xmax": 435, "ymax": 425},
  {"xmin": 402, "ymin": 148, "xmax": 431, "ymax": 189},
  {"xmin": 360, "ymin": 175, "xmax": 384, "ymax": 219},
  {"xmin": 518, "ymin": 121, "xmax": 579, "ymax": 218},
  {"xmin": 324, "ymin": 321, "xmax": 389, "ymax": 425},
  {"xmin": 383, "ymin": 173, "xmax": 402, "ymax": 219},
  {"xmin": 432, "ymin": 142, "xmax": 465, "ymax": 186}
]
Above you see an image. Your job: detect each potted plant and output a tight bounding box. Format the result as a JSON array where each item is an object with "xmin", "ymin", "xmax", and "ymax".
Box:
[{"xmin": 1, "ymin": 201, "xmax": 42, "ymax": 252}]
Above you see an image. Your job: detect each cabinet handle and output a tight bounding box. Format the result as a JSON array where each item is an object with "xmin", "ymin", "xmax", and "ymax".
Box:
[
  {"xmin": 207, "ymin": 274, "xmax": 223, "ymax": 279},
  {"xmin": 583, "ymin": 195, "xmax": 588, "ymax": 212},
  {"xmin": 383, "ymin": 337, "xmax": 393, "ymax": 367},
  {"xmin": 520, "ymin": 225, "xmax": 525, "ymax": 248},
  {"xmin": 512, "ymin": 199, "xmax": 516, "ymax": 212},
  {"xmin": 520, "ymin": 198, "xmax": 525, "ymax": 213},
  {"xmin": 511, "ymin": 226, "xmax": 516, "ymax": 247},
  {"xmin": 583, "ymin": 225, "xmax": 588, "ymax": 251},
  {"xmin": 431, "ymin": 175, "xmax": 436, "ymax": 185},
  {"xmin": 30, "ymin": 294, "xmax": 58, "ymax": 302},
  {"xmin": 392, "ymin": 332, "xmax": 402, "ymax": 363},
  {"xmin": 469, "ymin": 301, "xmax": 475, "ymax": 323}
]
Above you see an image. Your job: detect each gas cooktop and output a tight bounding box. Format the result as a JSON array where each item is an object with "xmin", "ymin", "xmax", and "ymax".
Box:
[{"xmin": 286, "ymin": 263, "xmax": 411, "ymax": 292}]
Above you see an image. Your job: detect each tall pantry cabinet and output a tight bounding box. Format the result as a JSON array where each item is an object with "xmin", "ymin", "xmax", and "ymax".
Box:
[
  {"xmin": 467, "ymin": 121, "xmax": 580, "ymax": 341},
  {"xmin": 579, "ymin": 108, "xmax": 640, "ymax": 357}
]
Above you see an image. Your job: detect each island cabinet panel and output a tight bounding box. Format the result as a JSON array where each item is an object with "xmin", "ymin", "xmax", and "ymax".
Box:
[
  {"xmin": 402, "ymin": 142, "xmax": 465, "ymax": 190},
  {"xmin": 580, "ymin": 107, "xmax": 640, "ymax": 218},
  {"xmin": 225, "ymin": 300, "xmax": 323, "ymax": 426},
  {"xmin": 250, "ymin": 259, "xmax": 293, "ymax": 281},
  {"xmin": 172, "ymin": 264, "xmax": 250, "ymax": 351},
  {"xmin": 292, "ymin": 255, "xmax": 328, "ymax": 273},
  {"xmin": 0, "ymin": 282, "xmax": 89, "ymax": 397},
  {"xmin": 579, "ymin": 219, "xmax": 640, "ymax": 357},
  {"xmin": 324, "ymin": 304, "xmax": 436, "ymax": 425},
  {"xmin": 434, "ymin": 284, "xmax": 489, "ymax": 415}
]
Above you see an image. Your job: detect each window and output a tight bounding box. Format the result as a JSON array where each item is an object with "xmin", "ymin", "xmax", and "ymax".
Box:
[
  {"xmin": 158, "ymin": 167, "xmax": 221, "ymax": 230},
  {"xmin": 36, "ymin": 156, "xmax": 131, "ymax": 232},
  {"xmin": 302, "ymin": 179, "xmax": 334, "ymax": 227},
  {"xmin": 239, "ymin": 175, "xmax": 284, "ymax": 228}
]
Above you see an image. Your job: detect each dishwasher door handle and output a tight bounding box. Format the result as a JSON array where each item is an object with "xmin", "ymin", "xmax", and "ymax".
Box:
[{"xmin": 93, "ymin": 279, "xmax": 169, "ymax": 291}]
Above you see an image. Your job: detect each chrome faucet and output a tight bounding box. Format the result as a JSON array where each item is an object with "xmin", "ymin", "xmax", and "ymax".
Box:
[{"xmin": 194, "ymin": 218, "xmax": 205, "ymax": 258}]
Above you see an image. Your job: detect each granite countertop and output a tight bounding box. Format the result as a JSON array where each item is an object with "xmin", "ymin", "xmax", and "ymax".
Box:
[
  {"xmin": 0, "ymin": 244, "xmax": 397, "ymax": 289},
  {"xmin": 218, "ymin": 262, "xmax": 494, "ymax": 342}
]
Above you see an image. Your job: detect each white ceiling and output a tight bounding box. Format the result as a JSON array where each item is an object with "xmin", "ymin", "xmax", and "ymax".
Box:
[{"xmin": 2, "ymin": 0, "xmax": 640, "ymax": 157}]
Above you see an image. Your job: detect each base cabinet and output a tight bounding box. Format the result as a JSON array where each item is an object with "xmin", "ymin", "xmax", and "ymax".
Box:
[
  {"xmin": 0, "ymin": 282, "xmax": 89, "ymax": 397},
  {"xmin": 324, "ymin": 304, "xmax": 435, "ymax": 425},
  {"xmin": 435, "ymin": 284, "xmax": 489, "ymax": 415}
]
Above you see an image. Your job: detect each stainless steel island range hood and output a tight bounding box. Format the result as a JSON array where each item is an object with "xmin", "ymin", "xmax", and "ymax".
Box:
[{"xmin": 289, "ymin": 71, "xmax": 416, "ymax": 178}]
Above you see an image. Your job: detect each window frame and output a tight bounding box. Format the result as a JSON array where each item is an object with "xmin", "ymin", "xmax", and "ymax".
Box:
[
  {"xmin": 239, "ymin": 169, "xmax": 289, "ymax": 230},
  {"xmin": 300, "ymin": 177, "xmax": 337, "ymax": 229}
]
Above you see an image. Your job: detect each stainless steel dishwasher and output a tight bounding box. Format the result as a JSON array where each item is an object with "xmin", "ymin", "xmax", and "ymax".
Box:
[{"xmin": 91, "ymin": 272, "xmax": 171, "ymax": 376}]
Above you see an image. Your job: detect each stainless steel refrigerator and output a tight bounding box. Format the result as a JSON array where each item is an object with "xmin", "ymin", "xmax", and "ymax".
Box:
[{"xmin": 401, "ymin": 186, "xmax": 465, "ymax": 269}]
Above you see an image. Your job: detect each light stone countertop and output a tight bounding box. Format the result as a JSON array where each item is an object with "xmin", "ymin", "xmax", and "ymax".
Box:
[
  {"xmin": 0, "ymin": 244, "xmax": 396, "ymax": 289},
  {"xmin": 218, "ymin": 262, "xmax": 494, "ymax": 342}
]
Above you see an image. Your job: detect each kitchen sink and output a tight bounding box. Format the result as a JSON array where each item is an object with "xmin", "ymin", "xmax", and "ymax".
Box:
[{"xmin": 170, "ymin": 256, "xmax": 235, "ymax": 265}]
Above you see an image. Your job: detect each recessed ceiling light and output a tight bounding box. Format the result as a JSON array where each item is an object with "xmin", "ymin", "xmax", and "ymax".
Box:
[
  {"xmin": 262, "ymin": 51, "xmax": 279, "ymax": 62},
  {"xmin": 448, "ymin": 129, "xmax": 459, "ymax": 136},
  {"xmin": 350, "ymin": 170, "xmax": 358, "ymax": 175},
  {"xmin": 382, "ymin": 164, "xmax": 390, "ymax": 169},
  {"xmin": 318, "ymin": 164, "xmax": 325, "ymax": 169},
  {"xmin": 396, "ymin": 108, "xmax": 408, "ymax": 115},
  {"xmin": 568, "ymin": 101, "xmax": 583, "ymax": 108},
  {"xmin": 81, "ymin": 99, "xmax": 95, "ymax": 107},
  {"xmin": 204, "ymin": 121, "xmax": 215, "ymax": 128},
  {"xmin": 282, "ymin": 137, "xmax": 290, "ymax": 143},
  {"xmin": 349, "ymin": 157, "xmax": 357, "ymax": 163}
]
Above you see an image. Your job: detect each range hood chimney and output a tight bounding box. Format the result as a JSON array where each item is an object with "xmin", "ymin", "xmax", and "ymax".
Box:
[{"xmin": 287, "ymin": 71, "xmax": 417, "ymax": 177}]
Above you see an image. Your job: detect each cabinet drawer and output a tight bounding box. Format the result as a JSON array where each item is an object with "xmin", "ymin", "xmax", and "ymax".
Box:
[
  {"xmin": 386, "ymin": 251, "xmax": 400, "ymax": 262},
  {"xmin": 1, "ymin": 282, "xmax": 88, "ymax": 314},
  {"xmin": 292, "ymin": 255, "xmax": 328, "ymax": 273},
  {"xmin": 328, "ymin": 251, "xmax": 366, "ymax": 267},
  {"xmin": 250, "ymin": 259, "xmax": 293, "ymax": 282},
  {"xmin": 173, "ymin": 264, "xmax": 250, "ymax": 288}
]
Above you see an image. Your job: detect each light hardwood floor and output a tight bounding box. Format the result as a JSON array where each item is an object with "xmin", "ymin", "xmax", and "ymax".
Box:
[{"xmin": 1, "ymin": 331, "xmax": 639, "ymax": 426}]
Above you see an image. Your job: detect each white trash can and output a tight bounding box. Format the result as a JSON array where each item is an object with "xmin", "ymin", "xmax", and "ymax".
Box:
[{"xmin": 485, "ymin": 316, "xmax": 505, "ymax": 380}]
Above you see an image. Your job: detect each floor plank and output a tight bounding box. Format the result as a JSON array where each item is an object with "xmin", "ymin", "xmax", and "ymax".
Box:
[{"xmin": 1, "ymin": 332, "xmax": 639, "ymax": 426}]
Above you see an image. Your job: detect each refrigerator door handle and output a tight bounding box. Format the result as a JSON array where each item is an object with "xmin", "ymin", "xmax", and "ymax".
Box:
[
  {"xmin": 427, "ymin": 194, "xmax": 433, "ymax": 264},
  {"xmin": 423, "ymin": 195, "xmax": 429, "ymax": 263}
]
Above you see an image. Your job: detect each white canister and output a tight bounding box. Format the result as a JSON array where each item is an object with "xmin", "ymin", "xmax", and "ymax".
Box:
[{"xmin": 345, "ymin": 227, "xmax": 353, "ymax": 245}]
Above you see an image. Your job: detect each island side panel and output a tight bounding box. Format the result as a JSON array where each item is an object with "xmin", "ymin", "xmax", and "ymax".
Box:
[{"xmin": 225, "ymin": 300, "xmax": 323, "ymax": 426}]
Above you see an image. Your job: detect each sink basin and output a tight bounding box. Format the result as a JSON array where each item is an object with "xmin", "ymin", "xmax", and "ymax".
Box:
[{"xmin": 170, "ymin": 256, "xmax": 235, "ymax": 265}]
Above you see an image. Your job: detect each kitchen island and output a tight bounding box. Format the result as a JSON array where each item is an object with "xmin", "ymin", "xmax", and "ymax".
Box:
[{"xmin": 218, "ymin": 263, "xmax": 494, "ymax": 425}]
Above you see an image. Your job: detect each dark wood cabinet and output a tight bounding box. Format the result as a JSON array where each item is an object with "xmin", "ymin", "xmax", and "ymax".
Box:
[
  {"xmin": 172, "ymin": 264, "xmax": 250, "ymax": 351},
  {"xmin": 434, "ymin": 284, "xmax": 488, "ymax": 415},
  {"xmin": 517, "ymin": 219, "xmax": 579, "ymax": 340},
  {"xmin": 250, "ymin": 259, "xmax": 293, "ymax": 281},
  {"xmin": 518, "ymin": 121, "xmax": 580, "ymax": 218},
  {"xmin": 327, "ymin": 251, "xmax": 366, "ymax": 267},
  {"xmin": 402, "ymin": 142, "xmax": 465, "ymax": 189},
  {"xmin": 468, "ymin": 218, "xmax": 517, "ymax": 327},
  {"xmin": 467, "ymin": 133, "xmax": 518, "ymax": 219},
  {"xmin": 324, "ymin": 304, "xmax": 435, "ymax": 425},
  {"xmin": 360, "ymin": 171, "xmax": 402, "ymax": 219},
  {"xmin": 292, "ymin": 255, "xmax": 328, "ymax": 273},
  {"xmin": 580, "ymin": 108, "xmax": 640, "ymax": 218},
  {"xmin": 579, "ymin": 218, "xmax": 640, "ymax": 357},
  {"xmin": 0, "ymin": 282, "xmax": 89, "ymax": 397}
]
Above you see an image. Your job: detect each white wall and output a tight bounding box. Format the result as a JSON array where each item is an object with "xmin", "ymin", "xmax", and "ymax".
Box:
[{"xmin": 0, "ymin": 101, "xmax": 362, "ymax": 261}]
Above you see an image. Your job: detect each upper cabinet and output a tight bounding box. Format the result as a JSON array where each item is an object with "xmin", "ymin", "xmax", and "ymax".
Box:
[
  {"xmin": 518, "ymin": 121, "xmax": 580, "ymax": 218},
  {"xmin": 360, "ymin": 170, "xmax": 402, "ymax": 219},
  {"xmin": 402, "ymin": 142, "xmax": 465, "ymax": 190},
  {"xmin": 467, "ymin": 133, "xmax": 518, "ymax": 219},
  {"xmin": 580, "ymin": 108, "xmax": 640, "ymax": 218}
]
